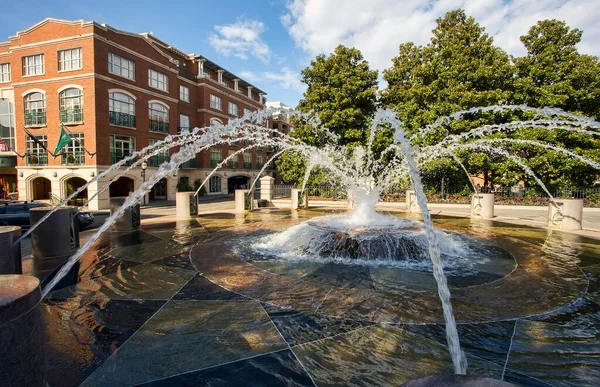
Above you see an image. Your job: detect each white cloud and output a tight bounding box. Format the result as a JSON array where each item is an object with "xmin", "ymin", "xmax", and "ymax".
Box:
[
  {"xmin": 209, "ymin": 18, "xmax": 272, "ymax": 64},
  {"xmin": 282, "ymin": 0, "xmax": 600, "ymax": 72},
  {"xmin": 239, "ymin": 68, "xmax": 305, "ymax": 93}
]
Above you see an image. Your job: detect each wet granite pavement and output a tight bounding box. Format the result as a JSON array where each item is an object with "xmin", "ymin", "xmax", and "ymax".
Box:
[{"xmin": 39, "ymin": 209, "xmax": 600, "ymax": 386}]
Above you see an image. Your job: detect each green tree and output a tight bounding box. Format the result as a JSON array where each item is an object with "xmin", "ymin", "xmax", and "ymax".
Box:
[{"xmin": 277, "ymin": 45, "xmax": 379, "ymax": 184}]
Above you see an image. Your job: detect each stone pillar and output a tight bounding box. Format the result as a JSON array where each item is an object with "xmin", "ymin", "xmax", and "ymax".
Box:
[
  {"xmin": 110, "ymin": 197, "xmax": 141, "ymax": 231},
  {"xmin": 347, "ymin": 190, "xmax": 355, "ymax": 209},
  {"xmin": 0, "ymin": 226, "xmax": 22, "ymax": 274},
  {"xmin": 0, "ymin": 275, "xmax": 45, "ymax": 387},
  {"xmin": 471, "ymin": 193, "xmax": 495, "ymax": 219},
  {"xmin": 291, "ymin": 188, "xmax": 300, "ymax": 210},
  {"xmin": 548, "ymin": 199, "xmax": 583, "ymax": 230},
  {"xmin": 235, "ymin": 189, "xmax": 251, "ymax": 212},
  {"xmin": 176, "ymin": 192, "xmax": 197, "ymax": 218},
  {"xmin": 260, "ymin": 175, "xmax": 274, "ymax": 206},
  {"xmin": 30, "ymin": 207, "xmax": 79, "ymax": 282},
  {"xmin": 406, "ymin": 190, "xmax": 421, "ymax": 213}
]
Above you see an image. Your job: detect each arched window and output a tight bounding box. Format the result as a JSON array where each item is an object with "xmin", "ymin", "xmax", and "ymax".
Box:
[
  {"xmin": 24, "ymin": 92, "xmax": 46, "ymax": 126},
  {"xmin": 148, "ymin": 102, "xmax": 169, "ymax": 133},
  {"xmin": 209, "ymin": 176, "xmax": 221, "ymax": 193},
  {"xmin": 0, "ymin": 100, "xmax": 15, "ymax": 151},
  {"xmin": 109, "ymin": 92, "xmax": 135, "ymax": 128},
  {"xmin": 59, "ymin": 88, "xmax": 83, "ymax": 123},
  {"xmin": 210, "ymin": 118, "xmax": 222, "ymax": 127}
]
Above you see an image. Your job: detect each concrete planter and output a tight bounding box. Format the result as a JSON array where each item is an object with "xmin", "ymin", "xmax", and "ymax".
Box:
[
  {"xmin": 548, "ymin": 198, "xmax": 583, "ymax": 230},
  {"xmin": 291, "ymin": 188, "xmax": 308, "ymax": 210},
  {"xmin": 471, "ymin": 193, "xmax": 495, "ymax": 219},
  {"xmin": 0, "ymin": 226, "xmax": 22, "ymax": 274},
  {"xmin": 406, "ymin": 190, "xmax": 421, "ymax": 213},
  {"xmin": 110, "ymin": 197, "xmax": 141, "ymax": 231}
]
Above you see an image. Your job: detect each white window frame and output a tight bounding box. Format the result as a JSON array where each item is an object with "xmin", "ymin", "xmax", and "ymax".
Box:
[
  {"xmin": 58, "ymin": 48, "xmax": 82, "ymax": 72},
  {"xmin": 210, "ymin": 149, "xmax": 222, "ymax": 162},
  {"xmin": 0, "ymin": 63, "xmax": 10, "ymax": 83},
  {"xmin": 64, "ymin": 133, "xmax": 84, "ymax": 154},
  {"xmin": 109, "ymin": 92, "xmax": 135, "ymax": 115},
  {"xmin": 110, "ymin": 134, "xmax": 136, "ymax": 155},
  {"xmin": 179, "ymin": 85, "xmax": 190, "ymax": 102},
  {"xmin": 148, "ymin": 69, "xmax": 168, "ymax": 92},
  {"xmin": 179, "ymin": 114, "xmax": 190, "ymax": 131},
  {"xmin": 210, "ymin": 94, "xmax": 221, "ymax": 110},
  {"xmin": 22, "ymin": 54, "xmax": 44, "ymax": 76},
  {"xmin": 108, "ymin": 52, "xmax": 135, "ymax": 80},
  {"xmin": 0, "ymin": 100, "xmax": 15, "ymax": 151},
  {"xmin": 26, "ymin": 134, "xmax": 47, "ymax": 155},
  {"xmin": 228, "ymin": 102, "xmax": 238, "ymax": 116}
]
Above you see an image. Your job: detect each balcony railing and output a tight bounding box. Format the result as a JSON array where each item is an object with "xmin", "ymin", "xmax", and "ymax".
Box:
[
  {"xmin": 227, "ymin": 160, "xmax": 239, "ymax": 169},
  {"xmin": 25, "ymin": 110, "xmax": 46, "ymax": 126},
  {"xmin": 180, "ymin": 159, "xmax": 198, "ymax": 169},
  {"xmin": 178, "ymin": 67, "xmax": 197, "ymax": 82},
  {"xmin": 109, "ymin": 111, "xmax": 136, "ymax": 128},
  {"xmin": 61, "ymin": 152, "xmax": 84, "ymax": 165},
  {"xmin": 149, "ymin": 154, "xmax": 170, "ymax": 167},
  {"xmin": 26, "ymin": 153, "xmax": 48, "ymax": 166},
  {"xmin": 149, "ymin": 119, "xmax": 169, "ymax": 133},
  {"xmin": 243, "ymin": 162, "xmax": 252, "ymax": 169},
  {"xmin": 210, "ymin": 159, "xmax": 220, "ymax": 168},
  {"xmin": 60, "ymin": 108, "xmax": 83, "ymax": 124},
  {"xmin": 256, "ymin": 163, "xmax": 264, "ymax": 169},
  {"xmin": 111, "ymin": 151, "xmax": 134, "ymax": 166}
]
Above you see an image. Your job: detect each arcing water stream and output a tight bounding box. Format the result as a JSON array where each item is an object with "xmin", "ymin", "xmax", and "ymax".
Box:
[{"xmin": 33, "ymin": 106, "xmax": 600, "ymax": 375}]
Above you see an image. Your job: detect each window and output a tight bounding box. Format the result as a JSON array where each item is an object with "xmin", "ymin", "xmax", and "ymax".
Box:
[
  {"xmin": 227, "ymin": 150, "xmax": 238, "ymax": 169},
  {"xmin": 210, "ymin": 94, "xmax": 221, "ymax": 110},
  {"xmin": 58, "ymin": 48, "xmax": 82, "ymax": 71},
  {"xmin": 179, "ymin": 85, "xmax": 190, "ymax": 102},
  {"xmin": 243, "ymin": 153, "xmax": 252, "ymax": 169},
  {"xmin": 209, "ymin": 176, "xmax": 221, "ymax": 193},
  {"xmin": 59, "ymin": 88, "xmax": 83, "ymax": 123},
  {"xmin": 0, "ymin": 63, "xmax": 10, "ymax": 83},
  {"xmin": 24, "ymin": 92, "xmax": 46, "ymax": 126},
  {"xmin": 0, "ymin": 101, "xmax": 15, "ymax": 151},
  {"xmin": 210, "ymin": 149, "xmax": 221, "ymax": 167},
  {"xmin": 228, "ymin": 102, "xmax": 238, "ymax": 116},
  {"xmin": 210, "ymin": 118, "xmax": 222, "ymax": 126},
  {"xmin": 61, "ymin": 133, "xmax": 84, "ymax": 165},
  {"xmin": 179, "ymin": 114, "xmax": 190, "ymax": 131},
  {"xmin": 108, "ymin": 52, "xmax": 135, "ymax": 80},
  {"xmin": 148, "ymin": 69, "xmax": 168, "ymax": 92},
  {"xmin": 110, "ymin": 134, "xmax": 135, "ymax": 165},
  {"xmin": 244, "ymin": 108, "xmax": 252, "ymax": 116},
  {"xmin": 109, "ymin": 92, "xmax": 136, "ymax": 128},
  {"xmin": 26, "ymin": 134, "xmax": 48, "ymax": 165},
  {"xmin": 257, "ymin": 154, "xmax": 264, "ymax": 168},
  {"xmin": 22, "ymin": 54, "xmax": 44, "ymax": 76},
  {"xmin": 149, "ymin": 139, "xmax": 169, "ymax": 166},
  {"xmin": 148, "ymin": 102, "xmax": 169, "ymax": 133}
]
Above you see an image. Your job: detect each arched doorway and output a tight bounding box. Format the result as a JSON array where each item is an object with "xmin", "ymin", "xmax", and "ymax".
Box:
[
  {"xmin": 65, "ymin": 177, "xmax": 88, "ymax": 206},
  {"xmin": 109, "ymin": 176, "xmax": 134, "ymax": 197},
  {"xmin": 31, "ymin": 176, "xmax": 51, "ymax": 200},
  {"xmin": 227, "ymin": 175, "xmax": 249, "ymax": 194}
]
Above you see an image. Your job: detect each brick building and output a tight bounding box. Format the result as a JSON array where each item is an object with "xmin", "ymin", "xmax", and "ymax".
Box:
[{"xmin": 0, "ymin": 18, "xmax": 275, "ymax": 209}]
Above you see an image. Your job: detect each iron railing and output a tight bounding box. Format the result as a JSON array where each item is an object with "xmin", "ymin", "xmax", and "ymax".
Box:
[
  {"xmin": 61, "ymin": 152, "xmax": 84, "ymax": 165},
  {"xmin": 109, "ymin": 111, "xmax": 136, "ymax": 128},
  {"xmin": 210, "ymin": 159, "xmax": 220, "ymax": 168},
  {"xmin": 273, "ymin": 184, "xmax": 295, "ymax": 198},
  {"xmin": 178, "ymin": 67, "xmax": 197, "ymax": 82},
  {"xmin": 149, "ymin": 119, "xmax": 169, "ymax": 133},
  {"xmin": 180, "ymin": 159, "xmax": 198, "ymax": 169},
  {"xmin": 149, "ymin": 154, "xmax": 170, "ymax": 167},
  {"xmin": 227, "ymin": 160, "xmax": 239, "ymax": 169},
  {"xmin": 26, "ymin": 153, "xmax": 48, "ymax": 166},
  {"xmin": 110, "ymin": 151, "xmax": 134, "ymax": 166},
  {"xmin": 60, "ymin": 108, "xmax": 83, "ymax": 123},
  {"xmin": 305, "ymin": 186, "xmax": 348, "ymax": 201},
  {"xmin": 25, "ymin": 111, "xmax": 46, "ymax": 126},
  {"xmin": 243, "ymin": 162, "xmax": 252, "ymax": 169}
]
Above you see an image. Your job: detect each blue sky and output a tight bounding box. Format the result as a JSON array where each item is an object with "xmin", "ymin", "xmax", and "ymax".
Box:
[{"xmin": 2, "ymin": 0, "xmax": 599, "ymax": 107}]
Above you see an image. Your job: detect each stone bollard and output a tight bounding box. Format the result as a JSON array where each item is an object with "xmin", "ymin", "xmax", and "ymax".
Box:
[
  {"xmin": 548, "ymin": 198, "xmax": 583, "ymax": 230},
  {"xmin": 260, "ymin": 175, "xmax": 274, "ymax": 207},
  {"xmin": 0, "ymin": 275, "xmax": 45, "ymax": 386},
  {"xmin": 406, "ymin": 190, "xmax": 421, "ymax": 213},
  {"xmin": 291, "ymin": 188, "xmax": 300, "ymax": 210},
  {"xmin": 471, "ymin": 193, "xmax": 495, "ymax": 219},
  {"xmin": 110, "ymin": 197, "xmax": 141, "ymax": 231},
  {"xmin": 30, "ymin": 207, "xmax": 79, "ymax": 283},
  {"xmin": 235, "ymin": 189, "xmax": 251, "ymax": 212},
  {"xmin": 347, "ymin": 190, "xmax": 355, "ymax": 210},
  {"xmin": 0, "ymin": 226, "xmax": 22, "ymax": 274},
  {"xmin": 176, "ymin": 192, "xmax": 197, "ymax": 218}
]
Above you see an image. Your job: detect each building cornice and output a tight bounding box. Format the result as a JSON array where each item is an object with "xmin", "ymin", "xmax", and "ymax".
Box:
[
  {"xmin": 95, "ymin": 35, "xmax": 178, "ymax": 74},
  {"xmin": 11, "ymin": 73, "xmax": 95, "ymax": 87},
  {"xmin": 7, "ymin": 34, "xmax": 94, "ymax": 51},
  {"xmin": 197, "ymin": 108, "xmax": 230, "ymax": 120},
  {"xmin": 201, "ymin": 82, "xmax": 264, "ymax": 108}
]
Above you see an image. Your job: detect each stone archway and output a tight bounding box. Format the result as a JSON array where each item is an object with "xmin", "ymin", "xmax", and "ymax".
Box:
[
  {"xmin": 31, "ymin": 176, "xmax": 51, "ymax": 200},
  {"xmin": 64, "ymin": 176, "xmax": 88, "ymax": 206},
  {"xmin": 109, "ymin": 176, "xmax": 134, "ymax": 197}
]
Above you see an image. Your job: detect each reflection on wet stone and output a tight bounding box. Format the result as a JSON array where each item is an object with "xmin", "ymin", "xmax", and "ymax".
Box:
[{"xmin": 82, "ymin": 300, "xmax": 288, "ymax": 386}]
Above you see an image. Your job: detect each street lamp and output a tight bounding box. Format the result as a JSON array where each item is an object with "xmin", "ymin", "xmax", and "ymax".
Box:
[{"xmin": 141, "ymin": 161, "xmax": 147, "ymax": 206}]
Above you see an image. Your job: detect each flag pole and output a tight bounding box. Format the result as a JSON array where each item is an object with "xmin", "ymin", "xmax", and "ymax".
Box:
[{"xmin": 60, "ymin": 124, "xmax": 96, "ymax": 158}]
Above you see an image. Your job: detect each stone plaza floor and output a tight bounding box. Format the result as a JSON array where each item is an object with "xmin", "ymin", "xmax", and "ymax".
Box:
[{"xmin": 26, "ymin": 201, "xmax": 600, "ymax": 386}]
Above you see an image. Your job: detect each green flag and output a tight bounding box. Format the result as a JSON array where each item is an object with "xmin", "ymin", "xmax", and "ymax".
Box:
[{"xmin": 54, "ymin": 125, "xmax": 72, "ymax": 155}]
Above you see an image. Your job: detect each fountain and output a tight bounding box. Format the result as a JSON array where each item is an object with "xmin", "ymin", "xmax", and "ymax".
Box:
[{"xmin": 6, "ymin": 105, "xmax": 600, "ymax": 385}]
